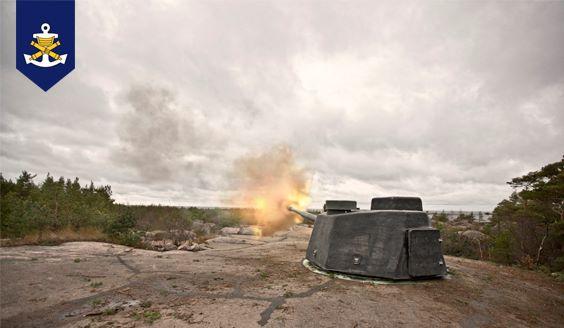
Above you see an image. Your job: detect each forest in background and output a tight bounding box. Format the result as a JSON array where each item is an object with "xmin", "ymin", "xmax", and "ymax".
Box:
[
  {"xmin": 434, "ymin": 156, "xmax": 563, "ymax": 274},
  {"xmin": 0, "ymin": 172, "xmax": 247, "ymax": 247},
  {"xmin": 1, "ymin": 156, "xmax": 562, "ymax": 273}
]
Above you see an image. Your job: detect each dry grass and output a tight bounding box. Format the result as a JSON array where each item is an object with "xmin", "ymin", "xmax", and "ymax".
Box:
[{"xmin": 1, "ymin": 227, "xmax": 108, "ymax": 247}]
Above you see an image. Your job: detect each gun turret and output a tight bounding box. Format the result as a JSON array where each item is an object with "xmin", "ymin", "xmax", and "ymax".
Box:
[
  {"xmin": 289, "ymin": 196, "xmax": 447, "ymax": 280},
  {"xmin": 288, "ymin": 200, "xmax": 359, "ymax": 223},
  {"xmin": 288, "ymin": 205, "xmax": 317, "ymax": 223}
]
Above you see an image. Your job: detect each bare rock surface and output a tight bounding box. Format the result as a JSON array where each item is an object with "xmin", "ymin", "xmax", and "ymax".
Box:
[{"xmin": 1, "ymin": 226, "xmax": 563, "ymax": 327}]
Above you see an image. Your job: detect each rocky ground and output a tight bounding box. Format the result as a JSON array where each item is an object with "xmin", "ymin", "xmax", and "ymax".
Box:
[{"xmin": 1, "ymin": 225, "xmax": 563, "ymax": 328}]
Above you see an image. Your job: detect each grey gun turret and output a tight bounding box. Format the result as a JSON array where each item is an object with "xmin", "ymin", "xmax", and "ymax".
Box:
[
  {"xmin": 288, "ymin": 196, "xmax": 447, "ymax": 280},
  {"xmin": 288, "ymin": 206, "xmax": 317, "ymax": 223},
  {"xmin": 288, "ymin": 200, "xmax": 358, "ymax": 223}
]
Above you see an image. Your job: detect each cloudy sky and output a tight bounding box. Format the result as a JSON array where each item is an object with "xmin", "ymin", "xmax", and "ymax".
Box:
[{"xmin": 1, "ymin": 0, "xmax": 563, "ymax": 211}]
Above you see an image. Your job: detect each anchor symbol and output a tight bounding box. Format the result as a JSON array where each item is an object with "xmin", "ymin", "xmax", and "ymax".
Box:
[{"xmin": 23, "ymin": 23, "xmax": 68, "ymax": 68}]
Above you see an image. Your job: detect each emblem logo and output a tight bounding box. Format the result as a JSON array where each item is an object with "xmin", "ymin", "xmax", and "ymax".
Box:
[
  {"xmin": 24, "ymin": 23, "xmax": 68, "ymax": 68},
  {"xmin": 16, "ymin": 0, "xmax": 75, "ymax": 91}
]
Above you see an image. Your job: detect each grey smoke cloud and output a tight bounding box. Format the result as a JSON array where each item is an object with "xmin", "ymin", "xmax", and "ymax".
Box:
[
  {"xmin": 1, "ymin": 0, "xmax": 563, "ymax": 210},
  {"xmin": 115, "ymin": 85, "xmax": 195, "ymax": 181}
]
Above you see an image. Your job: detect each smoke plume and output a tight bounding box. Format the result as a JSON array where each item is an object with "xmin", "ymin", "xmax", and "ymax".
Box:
[
  {"xmin": 114, "ymin": 85, "xmax": 203, "ymax": 182},
  {"xmin": 231, "ymin": 144, "xmax": 311, "ymax": 235}
]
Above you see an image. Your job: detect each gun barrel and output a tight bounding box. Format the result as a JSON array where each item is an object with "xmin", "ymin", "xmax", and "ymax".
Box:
[{"xmin": 288, "ymin": 205, "xmax": 317, "ymax": 223}]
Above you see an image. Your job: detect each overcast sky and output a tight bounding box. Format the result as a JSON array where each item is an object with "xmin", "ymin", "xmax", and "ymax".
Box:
[{"xmin": 1, "ymin": 0, "xmax": 563, "ymax": 211}]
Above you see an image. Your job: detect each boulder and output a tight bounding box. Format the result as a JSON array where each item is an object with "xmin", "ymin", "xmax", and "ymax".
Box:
[
  {"xmin": 178, "ymin": 241, "xmax": 206, "ymax": 251},
  {"xmin": 221, "ymin": 227, "xmax": 241, "ymax": 235},
  {"xmin": 192, "ymin": 221, "xmax": 217, "ymax": 235},
  {"xmin": 239, "ymin": 226, "xmax": 261, "ymax": 235},
  {"xmin": 461, "ymin": 230, "xmax": 488, "ymax": 241},
  {"xmin": 169, "ymin": 230, "xmax": 196, "ymax": 245},
  {"xmin": 186, "ymin": 243, "xmax": 207, "ymax": 251},
  {"xmin": 177, "ymin": 240, "xmax": 193, "ymax": 251},
  {"xmin": 145, "ymin": 230, "xmax": 195, "ymax": 245},
  {"xmin": 164, "ymin": 242, "xmax": 176, "ymax": 251},
  {"xmin": 148, "ymin": 239, "xmax": 176, "ymax": 252}
]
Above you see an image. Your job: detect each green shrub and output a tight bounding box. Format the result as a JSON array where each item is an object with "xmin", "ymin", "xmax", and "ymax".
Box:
[
  {"xmin": 551, "ymin": 256, "xmax": 564, "ymax": 272},
  {"xmin": 103, "ymin": 210, "xmax": 143, "ymax": 247},
  {"xmin": 143, "ymin": 310, "xmax": 161, "ymax": 324},
  {"xmin": 491, "ymin": 231, "xmax": 515, "ymax": 265}
]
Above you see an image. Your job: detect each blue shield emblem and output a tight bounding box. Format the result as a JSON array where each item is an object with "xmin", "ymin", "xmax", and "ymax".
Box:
[{"xmin": 16, "ymin": 0, "xmax": 75, "ymax": 91}]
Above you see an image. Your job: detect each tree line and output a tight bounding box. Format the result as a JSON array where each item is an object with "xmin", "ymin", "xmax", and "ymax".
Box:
[
  {"xmin": 0, "ymin": 172, "xmax": 246, "ymax": 246},
  {"xmin": 1, "ymin": 171, "xmax": 117, "ymax": 238},
  {"xmin": 436, "ymin": 156, "xmax": 563, "ymax": 273}
]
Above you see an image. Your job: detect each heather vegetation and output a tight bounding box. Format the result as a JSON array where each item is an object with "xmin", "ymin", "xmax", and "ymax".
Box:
[{"xmin": 435, "ymin": 157, "xmax": 563, "ymax": 273}]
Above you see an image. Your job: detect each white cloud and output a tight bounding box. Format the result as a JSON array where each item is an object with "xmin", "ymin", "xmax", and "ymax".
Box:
[{"xmin": 1, "ymin": 0, "xmax": 563, "ymax": 210}]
